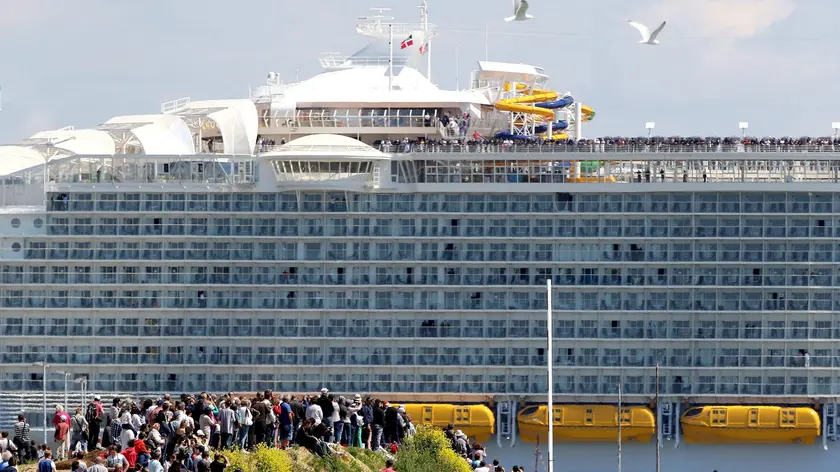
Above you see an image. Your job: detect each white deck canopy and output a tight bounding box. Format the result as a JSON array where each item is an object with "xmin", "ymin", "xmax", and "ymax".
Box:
[
  {"xmin": 268, "ymin": 66, "xmax": 491, "ymax": 119},
  {"xmin": 264, "ymin": 134, "xmax": 388, "ymax": 159},
  {"xmin": 476, "ymin": 61, "xmax": 548, "ymax": 84},
  {"xmin": 169, "ymin": 99, "xmax": 258, "ymax": 155},
  {"xmin": 0, "ymin": 146, "xmax": 48, "ymax": 177},
  {"xmin": 99, "ymin": 114, "xmax": 194, "ymax": 155},
  {"xmin": 22, "ymin": 128, "xmax": 116, "ymax": 158}
]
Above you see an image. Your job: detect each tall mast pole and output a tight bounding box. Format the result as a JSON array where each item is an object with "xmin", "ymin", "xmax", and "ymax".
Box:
[
  {"xmin": 388, "ymin": 24, "xmax": 394, "ymax": 91},
  {"xmin": 655, "ymin": 364, "xmax": 661, "ymax": 472},
  {"xmin": 547, "ymin": 279, "xmax": 554, "ymax": 472},
  {"xmin": 485, "ymin": 22, "xmax": 489, "ymax": 61},
  {"xmin": 617, "ymin": 382, "xmax": 622, "ymax": 472},
  {"xmin": 422, "ymin": 0, "xmax": 431, "ymax": 81}
]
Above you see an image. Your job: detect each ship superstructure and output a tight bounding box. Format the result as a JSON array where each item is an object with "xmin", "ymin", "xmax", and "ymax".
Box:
[{"xmin": 1, "ymin": 2, "xmax": 840, "ymax": 461}]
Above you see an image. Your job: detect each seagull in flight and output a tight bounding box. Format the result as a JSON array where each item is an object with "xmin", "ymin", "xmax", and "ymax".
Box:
[
  {"xmin": 505, "ymin": 0, "xmax": 534, "ymax": 22},
  {"xmin": 628, "ymin": 20, "xmax": 667, "ymax": 45}
]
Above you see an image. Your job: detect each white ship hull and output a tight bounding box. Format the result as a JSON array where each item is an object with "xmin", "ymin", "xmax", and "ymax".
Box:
[{"xmin": 485, "ymin": 439, "xmax": 839, "ymax": 472}]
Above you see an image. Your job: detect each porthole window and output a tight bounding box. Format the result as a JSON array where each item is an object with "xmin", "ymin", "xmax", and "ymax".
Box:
[
  {"xmin": 11, "ymin": 242, "xmax": 21, "ymax": 252},
  {"xmin": 33, "ymin": 218, "xmax": 43, "ymax": 228},
  {"xmin": 10, "ymin": 218, "xmax": 20, "ymax": 228}
]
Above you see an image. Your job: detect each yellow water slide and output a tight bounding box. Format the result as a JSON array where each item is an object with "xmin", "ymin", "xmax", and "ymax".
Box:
[
  {"xmin": 580, "ymin": 105, "xmax": 595, "ymax": 122},
  {"xmin": 495, "ymin": 88, "xmax": 560, "ymax": 120},
  {"xmin": 494, "ymin": 82, "xmax": 594, "ymax": 140}
]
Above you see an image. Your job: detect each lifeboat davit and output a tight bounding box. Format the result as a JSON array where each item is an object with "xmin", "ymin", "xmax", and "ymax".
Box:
[
  {"xmin": 400, "ymin": 404, "xmax": 495, "ymax": 442},
  {"xmin": 517, "ymin": 405, "xmax": 655, "ymax": 443},
  {"xmin": 681, "ymin": 406, "xmax": 820, "ymax": 444}
]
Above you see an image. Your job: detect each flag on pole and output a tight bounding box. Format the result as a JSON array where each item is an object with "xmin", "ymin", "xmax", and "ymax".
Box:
[
  {"xmin": 419, "ymin": 41, "xmax": 429, "ymax": 55},
  {"xmin": 400, "ymin": 34, "xmax": 414, "ymax": 49}
]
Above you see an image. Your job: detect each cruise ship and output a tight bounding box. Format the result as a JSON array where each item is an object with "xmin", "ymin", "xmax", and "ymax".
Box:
[{"xmin": 2, "ymin": 2, "xmax": 840, "ymax": 470}]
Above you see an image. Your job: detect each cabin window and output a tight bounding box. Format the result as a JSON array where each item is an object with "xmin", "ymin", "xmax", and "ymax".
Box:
[
  {"xmin": 619, "ymin": 408, "xmax": 631, "ymax": 425},
  {"xmin": 520, "ymin": 406, "xmax": 539, "ymax": 417},
  {"xmin": 781, "ymin": 409, "xmax": 796, "ymax": 425},
  {"xmin": 748, "ymin": 409, "xmax": 759, "ymax": 425},
  {"xmin": 683, "ymin": 407, "xmax": 703, "ymax": 418}
]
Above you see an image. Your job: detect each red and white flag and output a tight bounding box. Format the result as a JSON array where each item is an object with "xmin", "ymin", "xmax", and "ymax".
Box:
[
  {"xmin": 400, "ymin": 34, "xmax": 414, "ymax": 49},
  {"xmin": 419, "ymin": 41, "xmax": 429, "ymax": 55}
]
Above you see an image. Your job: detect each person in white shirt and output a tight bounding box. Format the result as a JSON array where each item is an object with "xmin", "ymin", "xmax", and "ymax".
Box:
[
  {"xmin": 129, "ymin": 406, "xmax": 144, "ymax": 432},
  {"xmin": 305, "ymin": 402, "xmax": 323, "ymax": 426},
  {"xmin": 119, "ymin": 423, "xmax": 136, "ymax": 451},
  {"xmin": 0, "ymin": 431, "xmax": 16, "ymax": 454},
  {"xmin": 236, "ymin": 400, "xmax": 254, "ymax": 450}
]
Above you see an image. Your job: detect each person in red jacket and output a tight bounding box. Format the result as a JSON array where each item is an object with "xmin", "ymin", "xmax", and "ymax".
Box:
[{"xmin": 120, "ymin": 447, "xmax": 137, "ymax": 468}]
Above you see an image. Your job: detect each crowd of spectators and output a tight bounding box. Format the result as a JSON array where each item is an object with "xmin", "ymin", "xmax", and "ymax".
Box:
[
  {"xmin": 376, "ymin": 135, "xmax": 840, "ymax": 153},
  {"xmin": 0, "ymin": 389, "xmax": 526, "ymax": 472}
]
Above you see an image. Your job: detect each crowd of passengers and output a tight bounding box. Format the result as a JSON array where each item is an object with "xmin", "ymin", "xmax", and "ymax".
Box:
[
  {"xmin": 377, "ymin": 135, "xmax": 840, "ymax": 153},
  {"xmin": 0, "ymin": 389, "xmax": 522, "ymax": 472}
]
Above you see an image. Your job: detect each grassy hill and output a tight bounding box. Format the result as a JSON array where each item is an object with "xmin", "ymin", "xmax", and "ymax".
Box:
[{"xmin": 19, "ymin": 427, "xmax": 470, "ymax": 472}]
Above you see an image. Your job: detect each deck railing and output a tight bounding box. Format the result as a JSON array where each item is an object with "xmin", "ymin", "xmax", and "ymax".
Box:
[{"xmin": 379, "ymin": 142, "xmax": 840, "ymax": 154}]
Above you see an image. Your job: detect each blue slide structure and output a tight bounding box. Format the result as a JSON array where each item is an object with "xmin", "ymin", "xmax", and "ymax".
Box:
[{"xmin": 495, "ymin": 95, "xmax": 575, "ymax": 141}]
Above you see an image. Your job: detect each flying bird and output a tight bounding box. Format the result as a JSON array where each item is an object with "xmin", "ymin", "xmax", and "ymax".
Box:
[
  {"xmin": 505, "ymin": 0, "xmax": 534, "ymax": 22},
  {"xmin": 628, "ymin": 20, "xmax": 667, "ymax": 45}
]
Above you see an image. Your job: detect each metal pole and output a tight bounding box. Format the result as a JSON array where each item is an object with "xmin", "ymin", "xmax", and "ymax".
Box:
[
  {"xmin": 64, "ymin": 373, "xmax": 69, "ymax": 412},
  {"xmin": 617, "ymin": 383, "xmax": 622, "ymax": 472},
  {"xmin": 388, "ymin": 24, "xmax": 394, "ymax": 91},
  {"xmin": 42, "ymin": 363, "xmax": 47, "ymax": 444},
  {"xmin": 455, "ymin": 41, "xmax": 460, "ymax": 90},
  {"xmin": 427, "ymin": 37, "xmax": 432, "ymax": 82},
  {"xmin": 546, "ymin": 279, "xmax": 554, "ymax": 472},
  {"xmin": 655, "ymin": 364, "xmax": 660, "ymax": 472},
  {"xmin": 422, "ymin": 0, "xmax": 431, "ymax": 82},
  {"xmin": 485, "ymin": 22, "xmax": 489, "ymax": 61}
]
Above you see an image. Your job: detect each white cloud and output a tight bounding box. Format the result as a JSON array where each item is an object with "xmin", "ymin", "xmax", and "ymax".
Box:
[
  {"xmin": 0, "ymin": 0, "xmax": 50, "ymax": 27},
  {"xmin": 650, "ymin": 0, "xmax": 796, "ymax": 38}
]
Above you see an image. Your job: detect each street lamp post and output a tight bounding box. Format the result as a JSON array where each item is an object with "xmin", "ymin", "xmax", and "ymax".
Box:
[
  {"xmin": 645, "ymin": 122, "xmax": 655, "ymax": 140},
  {"xmin": 32, "ymin": 361, "xmax": 48, "ymax": 443},
  {"xmin": 76, "ymin": 377, "xmax": 88, "ymax": 407},
  {"xmin": 58, "ymin": 372, "xmax": 71, "ymax": 411},
  {"xmin": 739, "ymin": 122, "xmax": 749, "ymax": 141}
]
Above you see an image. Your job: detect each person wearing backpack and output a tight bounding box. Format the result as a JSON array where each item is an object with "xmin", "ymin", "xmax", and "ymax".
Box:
[{"xmin": 85, "ymin": 397, "xmax": 103, "ymax": 451}]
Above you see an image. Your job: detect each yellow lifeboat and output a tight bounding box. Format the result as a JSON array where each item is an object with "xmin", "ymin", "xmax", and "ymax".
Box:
[
  {"xmin": 400, "ymin": 404, "xmax": 495, "ymax": 443},
  {"xmin": 680, "ymin": 406, "xmax": 820, "ymax": 444},
  {"xmin": 517, "ymin": 405, "xmax": 655, "ymax": 443}
]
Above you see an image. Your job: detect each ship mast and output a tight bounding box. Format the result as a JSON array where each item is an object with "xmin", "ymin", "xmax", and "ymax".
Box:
[{"xmin": 420, "ymin": 0, "xmax": 431, "ymax": 81}]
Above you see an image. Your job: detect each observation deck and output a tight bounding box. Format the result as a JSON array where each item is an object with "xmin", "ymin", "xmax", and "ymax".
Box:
[
  {"xmin": 318, "ymin": 54, "xmax": 410, "ymax": 70},
  {"xmin": 373, "ymin": 142, "xmax": 840, "ymax": 187}
]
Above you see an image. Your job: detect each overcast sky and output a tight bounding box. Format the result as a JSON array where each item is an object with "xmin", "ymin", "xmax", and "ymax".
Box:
[{"xmin": 0, "ymin": 0, "xmax": 835, "ymax": 140}]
